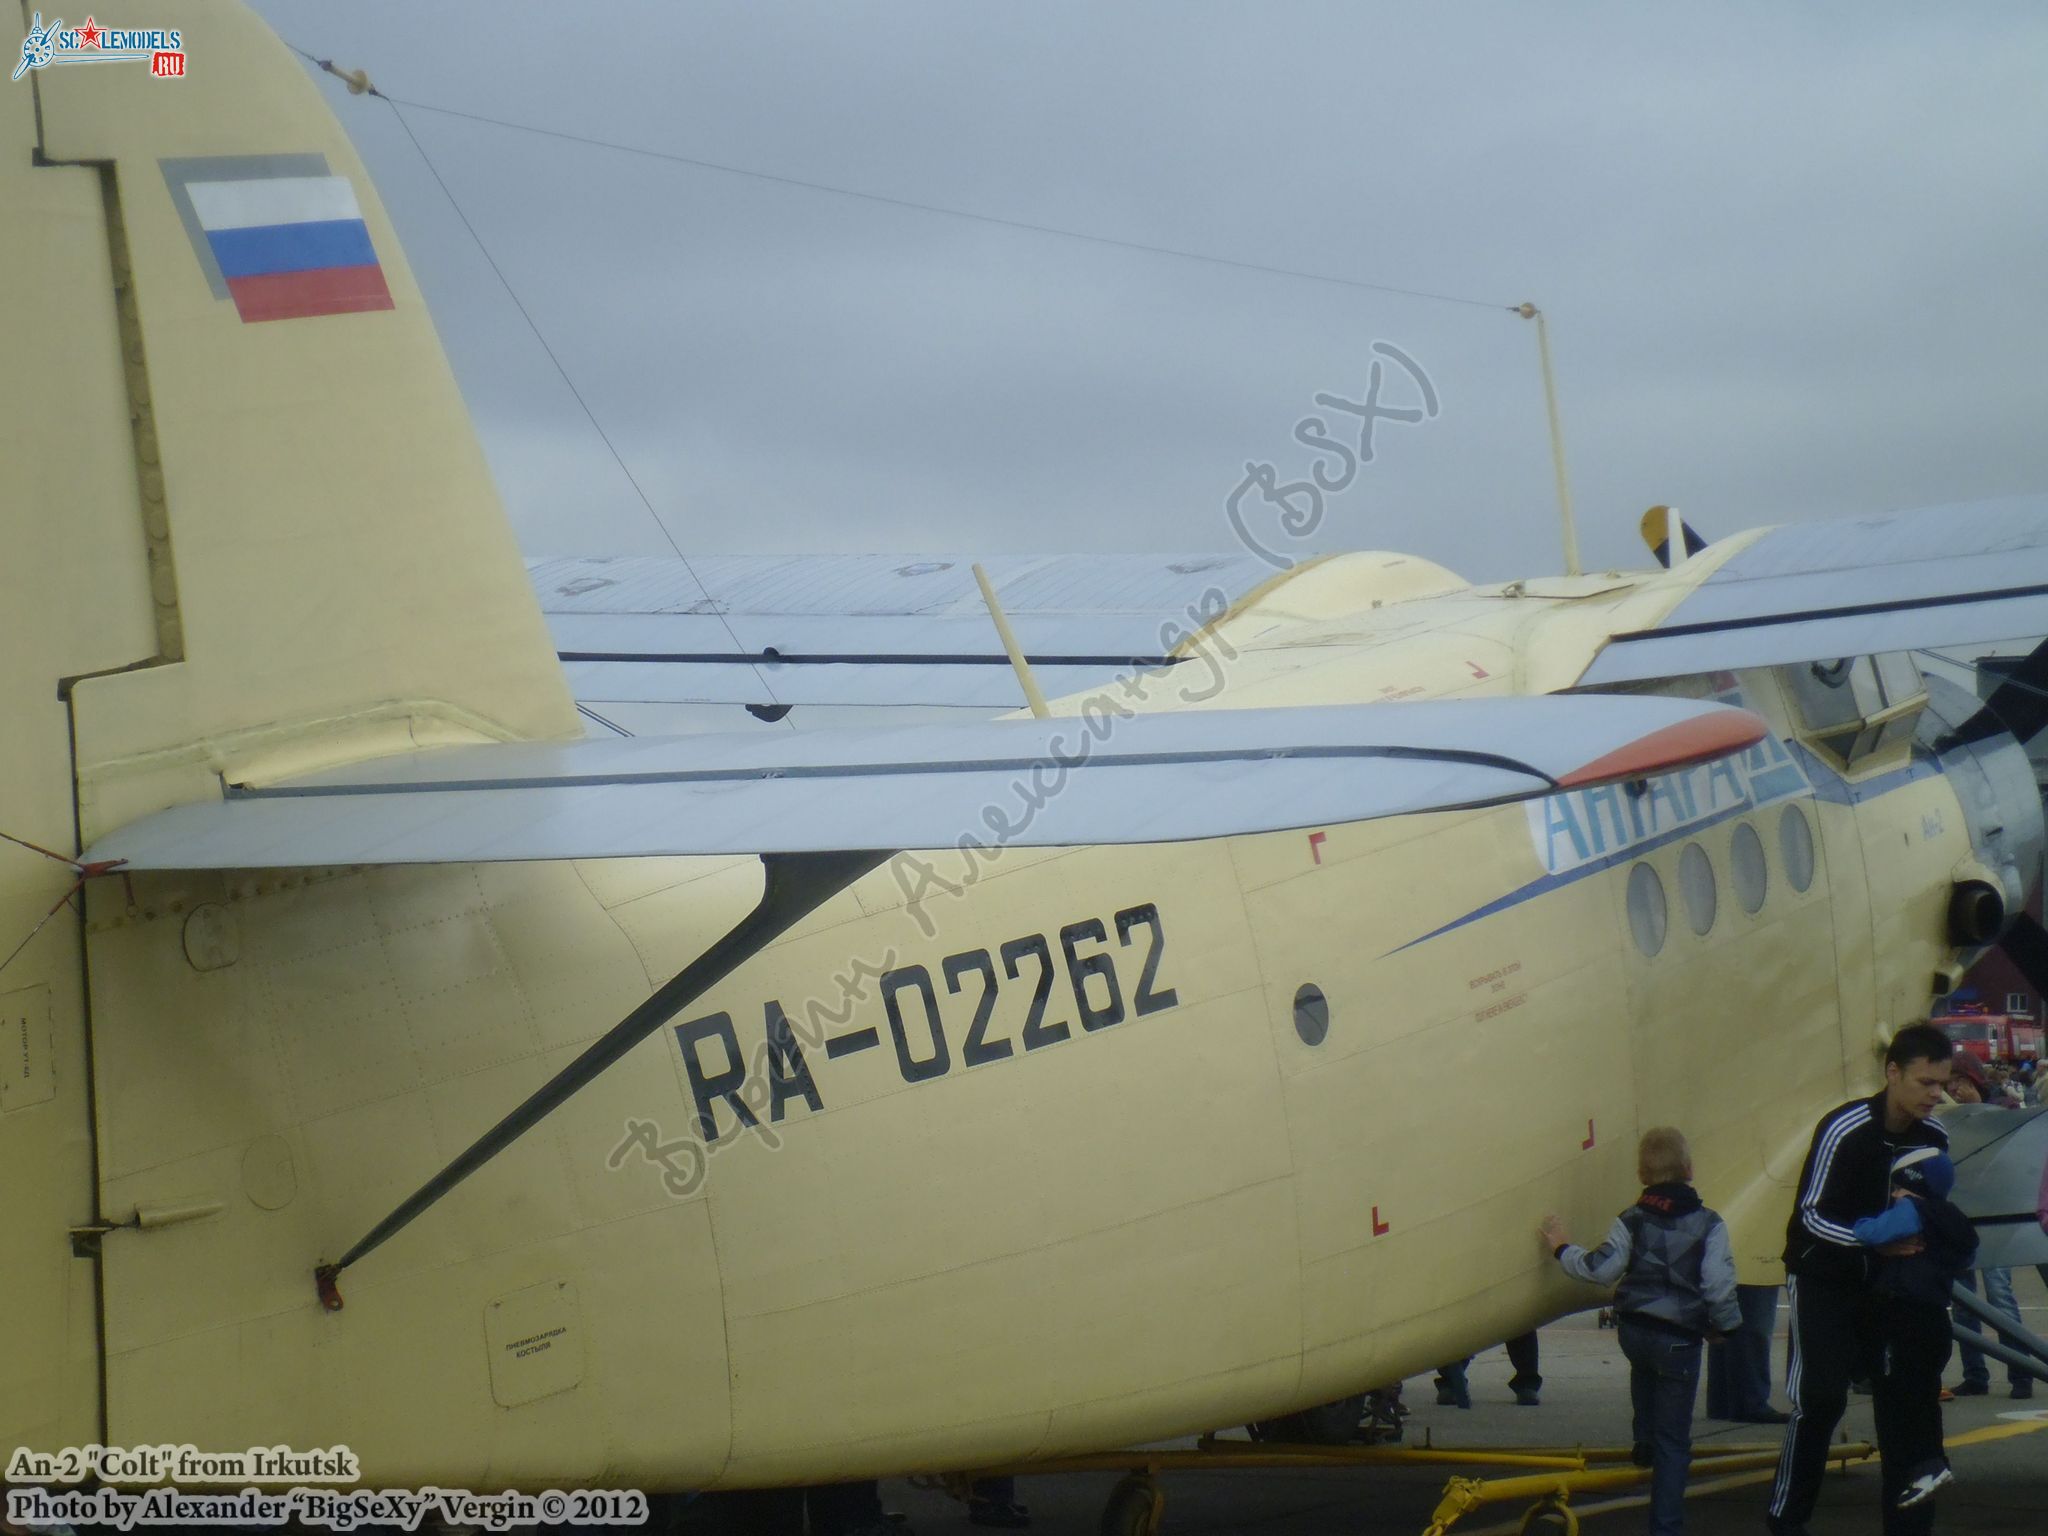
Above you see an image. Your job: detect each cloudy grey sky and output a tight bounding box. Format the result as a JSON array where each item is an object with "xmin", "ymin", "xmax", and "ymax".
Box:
[{"xmin": 247, "ymin": 0, "xmax": 2047, "ymax": 582}]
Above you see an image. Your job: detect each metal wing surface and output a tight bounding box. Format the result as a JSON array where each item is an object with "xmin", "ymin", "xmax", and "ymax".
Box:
[
  {"xmin": 529, "ymin": 553, "xmax": 1279, "ymax": 723},
  {"xmin": 1947, "ymin": 1103, "xmax": 2048, "ymax": 1270},
  {"xmin": 85, "ymin": 696, "xmax": 1763, "ymax": 870},
  {"xmin": 1580, "ymin": 497, "xmax": 2048, "ymax": 685}
]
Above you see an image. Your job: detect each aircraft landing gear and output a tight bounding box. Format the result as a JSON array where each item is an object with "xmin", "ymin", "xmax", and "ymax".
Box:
[{"xmin": 1098, "ymin": 1472, "xmax": 1166, "ymax": 1536}]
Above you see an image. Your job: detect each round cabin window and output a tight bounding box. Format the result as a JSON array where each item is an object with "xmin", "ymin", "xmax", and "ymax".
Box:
[
  {"xmin": 1679, "ymin": 842, "xmax": 1717, "ymax": 936},
  {"xmin": 1627, "ymin": 862, "xmax": 1668, "ymax": 957},
  {"xmin": 1293, "ymin": 984, "xmax": 1329, "ymax": 1046},
  {"xmin": 1731, "ymin": 822, "xmax": 1768, "ymax": 914},
  {"xmin": 1780, "ymin": 804, "xmax": 1817, "ymax": 893}
]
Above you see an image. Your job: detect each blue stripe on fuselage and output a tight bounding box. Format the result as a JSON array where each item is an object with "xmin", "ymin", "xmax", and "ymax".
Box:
[
  {"xmin": 1792, "ymin": 740, "xmax": 1943, "ymax": 804},
  {"xmin": 1386, "ymin": 795, "xmax": 1768, "ymax": 954},
  {"xmin": 1385, "ymin": 740, "xmax": 1944, "ymax": 955}
]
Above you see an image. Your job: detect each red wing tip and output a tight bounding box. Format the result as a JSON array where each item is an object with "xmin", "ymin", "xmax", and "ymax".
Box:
[{"xmin": 1556, "ymin": 709, "xmax": 1769, "ymax": 790}]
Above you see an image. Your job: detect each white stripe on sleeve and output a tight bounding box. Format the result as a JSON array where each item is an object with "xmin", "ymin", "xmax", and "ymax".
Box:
[{"xmin": 1796, "ymin": 1104, "xmax": 1869, "ymax": 1246}]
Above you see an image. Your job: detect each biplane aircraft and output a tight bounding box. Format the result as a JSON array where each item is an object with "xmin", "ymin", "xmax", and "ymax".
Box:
[{"xmin": 3, "ymin": 0, "xmax": 2045, "ymax": 1513}]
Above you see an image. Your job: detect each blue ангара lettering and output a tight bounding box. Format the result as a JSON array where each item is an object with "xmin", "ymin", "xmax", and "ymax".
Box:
[{"xmin": 1526, "ymin": 687, "xmax": 1809, "ymax": 876}]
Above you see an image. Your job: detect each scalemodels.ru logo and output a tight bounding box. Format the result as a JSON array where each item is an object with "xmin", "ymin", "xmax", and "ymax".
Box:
[{"xmin": 13, "ymin": 12, "xmax": 186, "ymax": 81}]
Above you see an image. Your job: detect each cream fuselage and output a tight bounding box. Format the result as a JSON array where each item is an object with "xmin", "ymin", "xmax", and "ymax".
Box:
[{"xmin": 74, "ymin": 575, "xmax": 1969, "ymax": 1490}]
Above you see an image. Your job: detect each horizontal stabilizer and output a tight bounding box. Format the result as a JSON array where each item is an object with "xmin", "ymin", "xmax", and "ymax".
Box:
[
  {"xmin": 1583, "ymin": 498, "xmax": 2048, "ymax": 685},
  {"xmin": 84, "ymin": 696, "xmax": 1765, "ymax": 869}
]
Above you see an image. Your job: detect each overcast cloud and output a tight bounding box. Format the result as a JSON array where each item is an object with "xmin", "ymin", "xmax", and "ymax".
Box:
[{"xmin": 247, "ymin": 0, "xmax": 2048, "ymax": 582}]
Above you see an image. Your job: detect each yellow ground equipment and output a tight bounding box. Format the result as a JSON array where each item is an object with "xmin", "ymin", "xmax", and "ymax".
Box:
[{"xmin": 923, "ymin": 1434, "xmax": 1877, "ymax": 1536}]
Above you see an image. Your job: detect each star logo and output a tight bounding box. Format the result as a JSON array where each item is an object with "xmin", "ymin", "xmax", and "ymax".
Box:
[{"xmin": 75, "ymin": 16, "xmax": 100, "ymax": 48}]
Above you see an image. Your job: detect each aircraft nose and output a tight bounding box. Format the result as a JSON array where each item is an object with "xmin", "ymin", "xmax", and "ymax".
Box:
[
  {"xmin": 1922, "ymin": 669, "xmax": 2045, "ymax": 913},
  {"xmin": 1920, "ymin": 663, "xmax": 2048, "ymax": 994}
]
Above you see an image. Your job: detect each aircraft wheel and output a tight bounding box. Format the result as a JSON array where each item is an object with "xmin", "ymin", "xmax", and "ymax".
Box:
[{"xmin": 1100, "ymin": 1473, "xmax": 1165, "ymax": 1535}]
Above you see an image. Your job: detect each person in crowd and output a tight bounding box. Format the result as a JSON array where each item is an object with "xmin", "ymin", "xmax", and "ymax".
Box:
[
  {"xmin": 1943, "ymin": 1053, "xmax": 2031, "ymax": 1400},
  {"xmin": 1984, "ymin": 1060, "xmax": 2022, "ymax": 1108},
  {"xmin": 1433, "ymin": 1332, "xmax": 1542, "ymax": 1408},
  {"xmin": 965, "ymin": 1477, "xmax": 1028, "ymax": 1529},
  {"xmin": 1705, "ymin": 1281, "xmax": 1786, "ymax": 1424},
  {"xmin": 1695, "ymin": 1067, "xmax": 1788, "ymax": 1427}
]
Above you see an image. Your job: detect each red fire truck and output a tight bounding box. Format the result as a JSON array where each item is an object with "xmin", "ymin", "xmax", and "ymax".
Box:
[{"xmin": 1935, "ymin": 1010, "xmax": 2045, "ymax": 1064}]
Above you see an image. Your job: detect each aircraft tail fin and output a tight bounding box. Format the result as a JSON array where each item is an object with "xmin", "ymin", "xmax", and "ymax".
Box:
[
  {"xmin": 11, "ymin": 1, "xmax": 579, "ymax": 844},
  {"xmin": 1640, "ymin": 505, "xmax": 1709, "ymax": 569}
]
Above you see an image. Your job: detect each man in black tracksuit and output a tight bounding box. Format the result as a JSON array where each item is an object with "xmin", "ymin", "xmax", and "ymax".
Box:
[{"xmin": 1766, "ymin": 1023, "xmax": 1954, "ymax": 1536}]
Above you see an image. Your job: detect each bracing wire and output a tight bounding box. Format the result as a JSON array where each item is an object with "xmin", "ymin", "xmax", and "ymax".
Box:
[
  {"xmin": 282, "ymin": 44, "xmax": 1509, "ymax": 313},
  {"xmin": 373, "ymin": 90, "xmax": 1512, "ymax": 313},
  {"xmin": 285, "ymin": 44, "xmax": 781, "ymax": 705}
]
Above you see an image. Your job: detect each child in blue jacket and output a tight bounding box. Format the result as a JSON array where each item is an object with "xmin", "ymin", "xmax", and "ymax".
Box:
[{"xmin": 1543, "ymin": 1128, "xmax": 1740, "ymax": 1536}]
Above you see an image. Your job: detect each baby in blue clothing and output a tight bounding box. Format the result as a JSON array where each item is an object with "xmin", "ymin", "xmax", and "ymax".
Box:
[
  {"xmin": 1851, "ymin": 1145, "xmax": 1980, "ymax": 1517},
  {"xmin": 1853, "ymin": 1146, "xmax": 1980, "ymax": 1305}
]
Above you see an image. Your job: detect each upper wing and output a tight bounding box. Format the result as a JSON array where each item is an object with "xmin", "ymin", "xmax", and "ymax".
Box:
[
  {"xmin": 529, "ymin": 553, "xmax": 1282, "ymax": 729},
  {"xmin": 84, "ymin": 695, "xmax": 1762, "ymax": 869},
  {"xmin": 1579, "ymin": 497, "xmax": 2048, "ymax": 685}
]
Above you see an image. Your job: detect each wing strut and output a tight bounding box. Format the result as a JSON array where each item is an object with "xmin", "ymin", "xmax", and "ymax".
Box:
[
  {"xmin": 1950, "ymin": 1282, "xmax": 2048, "ymax": 1384},
  {"xmin": 313, "ymin": 848, "xmax": 885, "ymax": 1310}
]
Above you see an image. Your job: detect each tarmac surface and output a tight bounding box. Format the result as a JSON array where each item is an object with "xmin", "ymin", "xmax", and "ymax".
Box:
[
  {"xmin": 877, "ymin": 1271, "xmax": 2048, "ymax": 1536},
  {"xmin": 10, "ymin": 1289, "xmax": 2040, "ymax": 1536}
]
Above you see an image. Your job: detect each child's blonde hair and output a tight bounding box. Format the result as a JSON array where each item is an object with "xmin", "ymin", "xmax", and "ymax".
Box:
[{"xmin": 1638, "ymin": 1126, "xmax": 1692, "ymax": 1184}]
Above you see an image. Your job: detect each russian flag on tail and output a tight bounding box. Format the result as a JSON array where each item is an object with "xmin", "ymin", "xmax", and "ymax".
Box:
[{"xmin": 185, "ymin": 174, "xmax": 394, "ymax": 323}]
